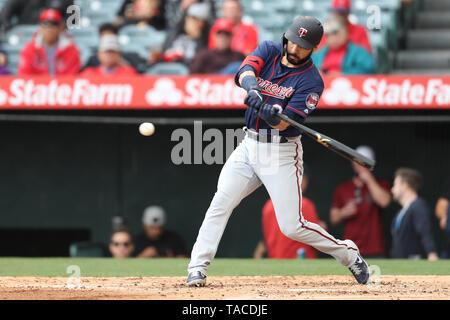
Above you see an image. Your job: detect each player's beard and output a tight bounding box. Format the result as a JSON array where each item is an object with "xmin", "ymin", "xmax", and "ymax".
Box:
[{"xmin": 286, "ymin": 51, "xmax": 312, "ymax": 66}]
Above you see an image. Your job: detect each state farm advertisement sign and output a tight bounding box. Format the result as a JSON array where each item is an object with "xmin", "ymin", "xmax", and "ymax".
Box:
[
  {"xmin": 0, "ymin": 75, "xmax": 449, "ymax": 109},
  {"xmin": 322, "ymin": 77, "xmax": 450, "ymax": 108}
]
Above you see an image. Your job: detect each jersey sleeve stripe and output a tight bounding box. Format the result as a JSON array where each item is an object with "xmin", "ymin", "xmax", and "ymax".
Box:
[
  {"xmin": 239, "ymin": 55, "xmax": 264, "ymax": 76},
  {"xmin": 286, "ymin": 105, "xmax": 307, "ymax": 118}
]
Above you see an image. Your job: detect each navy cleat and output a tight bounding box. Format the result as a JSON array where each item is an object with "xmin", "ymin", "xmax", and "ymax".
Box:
[
  {"xmin": 349, "ymin": 253, "xmax": 370, "ymax": 284},
  {"xmin": 187, "ymin": 271, "xmax": 207, "ymax": 287}
]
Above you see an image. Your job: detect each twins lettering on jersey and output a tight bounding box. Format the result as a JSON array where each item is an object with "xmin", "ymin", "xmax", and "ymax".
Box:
[{"xmin": 256, "ymin": 77, "xmax": 294, "ymax": 100}]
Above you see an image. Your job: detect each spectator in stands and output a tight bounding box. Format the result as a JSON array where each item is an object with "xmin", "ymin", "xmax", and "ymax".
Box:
[
  {"xmin": 109, "ymin": 228, "xmax": 135, "ymax": 258},
  {"xmin": 81, "ymin": 34, "xmax": 137, "ymax": 76},
  {"xmin": 208, "ymin": 0, "xmax": 258, "ymax": 55},
  {"xmin": 312, "ymin": 16, "xmax": 375, "ymax": 75},
  {"xmin": 0, "ymin": 0, "xmax": 73, "ymax": 33},
  {"xmin": 115, "ymin": 0, "xmax": 166, "ymax": 30},
  {"xmin": 161, "ymin": 2, "xmax": 210, "ymax": 66},
  {"xmin": 435, "ymin": 178, "xmax": 450, "ymax": 258},
  {"xmin": 391, "ymin": 168, "xmax": 438, "ymax": 260},
  {"xmin": 189, "ymin": 19, "xmax": 245, "ymax": 74},
  {"xmin": 165, "ymin": 0, "xmax": 216, "ymax": 29},
  {"xmin": 253, "ymin": 164, "xmax": 327, "ymax": 259},
  {"xmin": 134, "ymin": 206, "xmax": 187, "ymax": 258},
  {"xmin": 0, "ymin": 49, "xmax": 10, "ymax": 75},
  {"xmin": 82, "ymin": 23, "xmax": 146, "ymax": 73},
  {"xmin": 318, "ymin": 0, "xmax": 371, "ymax": 53},
  {"xmin": 18, "ymin": 8, "xmax": 80, "ymax": 75},
  {"xmin": 329, "ymin": 146, "xmax": 391, "ymax": 258}
]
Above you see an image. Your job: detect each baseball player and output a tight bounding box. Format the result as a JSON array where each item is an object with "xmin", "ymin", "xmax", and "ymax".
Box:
[{"xmin": 187, "ymin": 16, "xmax": 370, "ymax": 286}]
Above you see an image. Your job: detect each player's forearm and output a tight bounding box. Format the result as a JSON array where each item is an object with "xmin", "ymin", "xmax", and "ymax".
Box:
[
  {"xmin": 238, "ymin": 70, "xmax": 257, "ymax": 88},
  {"xmin": 366, "ymin": 178, "xmax": 391, "ymax": 208}
]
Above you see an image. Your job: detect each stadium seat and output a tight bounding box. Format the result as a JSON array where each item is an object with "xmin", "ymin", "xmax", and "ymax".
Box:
[
  {"xmin": 146, "ymin": 62, "xmax": 189, "ymax": 75},
  {"xmin": 4, "ymin": 25, "xmax": 37, "ymax": 48},
  {"xmin": 67, "ymin": 26, "xmax": 99, "ymax": 49},
  {"xmin": 119, "ymin": 25, "xmax": 166, "ymax": 59},
  {"xmin": 299, "ymin": 0, "xmax": 330, "ymax": 12},
  {"xmin": 247, "ymin": 12, "xmax": 286, "ymax": 30},
  {"xmin": 75, "ymin": 0, "xmax": 122, "ymax": 14},
  {"xmin": 246, "ymin": 0, "xmax": 297, "ymax": 13},
  {"xmin": 258, "ymin": 27, "xmax": 277, "ymax": 42},
  {"xmin": 120, "ymin": 24, "xmax": 166, "ymax": 41},
  {"xmin": 77, "ymin": 44, "xmax": 94, "ymax": 66},
  {"xmin": 6, "ymin": 52, "xmax": 19, "ymax": 75},
  {"xmin": 69, "ymin": 242, "xmax": 106, "ymax": 257},
  {"xmin": 366, "ymin": 0, "xmax": 400, "ymax": 11}
]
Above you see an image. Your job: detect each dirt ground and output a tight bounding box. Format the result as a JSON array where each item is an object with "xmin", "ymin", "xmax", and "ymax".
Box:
[{"xmin": 0, "ymin": 275, "xmax": 449, "ymax": 300}]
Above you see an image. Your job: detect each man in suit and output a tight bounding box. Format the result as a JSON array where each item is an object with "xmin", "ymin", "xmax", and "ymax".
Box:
[{"xmin": 390, "ymin": 168, "xmax": 439, "ymax": 260}]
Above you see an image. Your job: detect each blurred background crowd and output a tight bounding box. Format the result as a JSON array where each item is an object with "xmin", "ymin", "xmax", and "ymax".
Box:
[{"xmin": 0, "ymin": 0, "xmax": 441, "ymax": 76}]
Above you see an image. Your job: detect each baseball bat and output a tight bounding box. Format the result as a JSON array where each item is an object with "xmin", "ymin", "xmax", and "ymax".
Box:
[{"xmin": 255, "ymin": 104, "xmax": 376, "ymax": 170}]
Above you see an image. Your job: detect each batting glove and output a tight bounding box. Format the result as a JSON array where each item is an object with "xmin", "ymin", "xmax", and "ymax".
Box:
[
  {"xmin": 257, "ymin": 104, "xmax": 282, "ymax": 126},
  {"xmin": 244, "ymin": 85, "xmax": 264, "ymax": 110}
]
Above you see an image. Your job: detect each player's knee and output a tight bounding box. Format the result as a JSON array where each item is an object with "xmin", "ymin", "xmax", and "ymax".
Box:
[
  {"xmin": 279, "ymin": 224, "xmax": 301, "ymax": 240},
  {"xmin": 280, "ymin": 222, "xmax": 310, "ymax": 241}
]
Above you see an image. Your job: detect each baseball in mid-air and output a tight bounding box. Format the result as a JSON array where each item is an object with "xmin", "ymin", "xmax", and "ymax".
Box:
[{"xmin": 139, "ymin": 122, "xmax": 155, "ymax": 136}]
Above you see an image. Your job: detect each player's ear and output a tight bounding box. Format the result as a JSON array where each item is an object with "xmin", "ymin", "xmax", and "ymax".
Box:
[{"xmin": 312, "ymin": 46, "xmax": 318, "ymax": 53}]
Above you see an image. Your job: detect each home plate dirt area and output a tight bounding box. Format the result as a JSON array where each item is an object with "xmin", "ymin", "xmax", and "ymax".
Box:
[{"xmin": 1, "ymin": 275, "xmax": 449, "ymax": 300}]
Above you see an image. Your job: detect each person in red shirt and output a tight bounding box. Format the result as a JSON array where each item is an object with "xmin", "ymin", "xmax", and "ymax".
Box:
[
  {"xmin": 329, "ymin": 146, "xmax": 391, "ymax": 257},
  {"xmin": 254, "ymin": 165, "xmax": 327, "ymax": 259},
  {"xmin": 208, "ymin": 0, "xmax": 258, "ymax": 55},
  {"xmin": 318, "ymin": 0, "xmax": 372, "ymax": 53},
  {"xmin": 18, "ymin": 8, "xmax": 81, "ymax": 76},
  {"xmin": 81, "ymin": 34, "xmax": 137, "ymax": 76}
]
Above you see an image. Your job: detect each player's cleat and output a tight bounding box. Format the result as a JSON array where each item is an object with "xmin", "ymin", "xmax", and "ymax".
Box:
[
  {"xmin": 348, "ymin": 253, "xmax": 370, "ymax": 284},
  {"xmin": 187, "ymin": 271, "xmax": 207, "ymax": 287}
]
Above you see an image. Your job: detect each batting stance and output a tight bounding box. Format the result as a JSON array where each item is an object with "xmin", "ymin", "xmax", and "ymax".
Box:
[{"xmin": 187, "ymin": 16, "xmax": 370, "ymax": 286}]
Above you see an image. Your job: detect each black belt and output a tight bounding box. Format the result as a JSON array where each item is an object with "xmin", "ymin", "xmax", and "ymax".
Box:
[{"xmin": 245, "ymin": 128, "xmax": 290, "ymax": 143}]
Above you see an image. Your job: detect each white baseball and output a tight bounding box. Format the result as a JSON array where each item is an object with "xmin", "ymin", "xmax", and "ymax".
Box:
[{"xmin": 139, "ymin": 122, "xmax": 155, "ymax": 136}]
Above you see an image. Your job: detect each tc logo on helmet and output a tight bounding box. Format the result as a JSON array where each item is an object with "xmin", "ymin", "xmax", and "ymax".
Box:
[{"xmin": 298, "ymin": 28, "xmax": 308, "ymax": 38}]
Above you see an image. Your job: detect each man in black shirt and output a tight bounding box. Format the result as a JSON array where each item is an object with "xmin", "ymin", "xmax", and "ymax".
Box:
[
  {"xmin": 134, "ymin": 205, "xmax": 187, "ymax": 258},
  {"xmin": 390, "ymin": 168, "xmax": 438, "ymax": 260},
  {"xmin": 435, "ymin": 178, "xmax": 450, "ymax": 258}
]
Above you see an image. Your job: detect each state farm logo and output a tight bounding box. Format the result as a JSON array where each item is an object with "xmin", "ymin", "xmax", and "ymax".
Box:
[
  {"xmin": 145, "ymin": 78, "xmax": 183, "ymax": 106},
  {"xmin": 322, "ymin": 78, "xmax": 360, "ymax": 105},
  {"xmin": 146, "ymin": 78, "xmax": 246, "ymax": 106},
  {"xmin": 0, "ymin": 79, "xmax": 133, "ymax": 106}
]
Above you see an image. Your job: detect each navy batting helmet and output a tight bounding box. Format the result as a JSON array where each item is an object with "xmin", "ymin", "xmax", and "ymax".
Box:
[{"xmin": 282, "ymin": 16, "xmax": 324, "ymax": 53}]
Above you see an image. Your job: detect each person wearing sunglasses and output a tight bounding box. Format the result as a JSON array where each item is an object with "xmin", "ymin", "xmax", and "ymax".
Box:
[
  {"xmin": 18, "ymin": 8, "xmax": 81, "ymax": 75},
  {"xmin": 109, "ymin": 228, "xmax": 135, "ymax": 259},
  {"xmin": 311, "ymin": 16, "xmax": 374, "ymax": 76}
]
